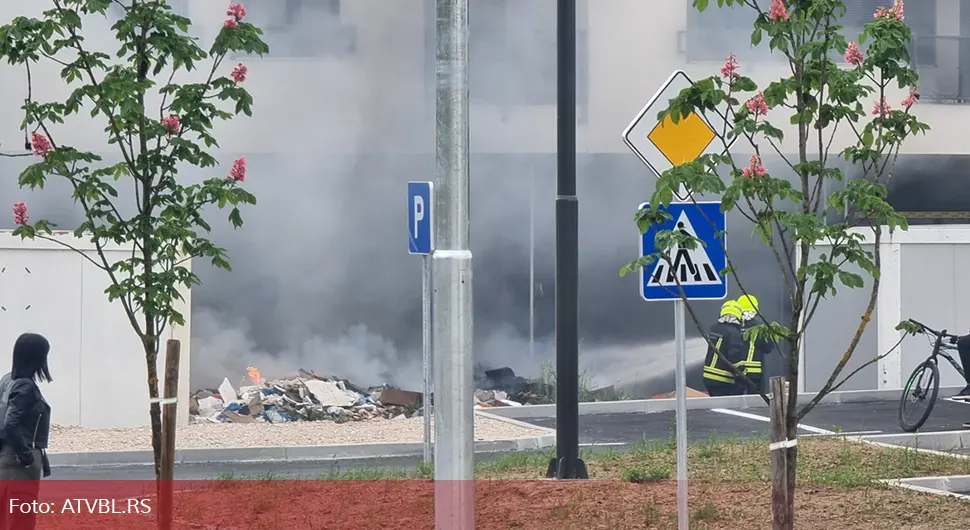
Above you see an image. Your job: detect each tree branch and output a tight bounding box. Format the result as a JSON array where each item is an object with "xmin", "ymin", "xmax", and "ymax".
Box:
[{"xmin": 796, "ymin": 224, "xmax": 882, "ymax": 421}]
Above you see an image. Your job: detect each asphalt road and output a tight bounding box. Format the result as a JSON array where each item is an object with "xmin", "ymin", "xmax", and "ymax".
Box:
[
  {"xmin": 48, "ymin": 399, "xmax": 970, "ymax": 480},
  {"xmin": 522, "ymin": 398, "xmax": 970, "ymax": 445}
]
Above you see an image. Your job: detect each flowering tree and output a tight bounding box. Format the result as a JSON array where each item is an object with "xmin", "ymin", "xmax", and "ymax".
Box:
[
  {"xmin": 620, "ymin": 0, "xmax": 927, "ymax": 526},
  {"xmin": 0, "ymin": 0, "xmax": 267, "ymax": 478}
]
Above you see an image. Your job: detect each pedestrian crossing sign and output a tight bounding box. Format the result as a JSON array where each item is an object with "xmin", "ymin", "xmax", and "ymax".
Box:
[{"xmin": 639, "ymin": 201, "xmax": 728, "ymax": 301}]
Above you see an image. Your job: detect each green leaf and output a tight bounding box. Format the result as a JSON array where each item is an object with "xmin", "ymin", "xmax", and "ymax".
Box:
[
  {"xmin": 619, "ymin": 255, "xmax": 658, "ymax": 278},
  {"xmin": 895, "ymin": 320, "xmax": 921, "ymax": 335},
  {"xmin": 750, "ymin": 27, "xmax": 763, "ymax": 47},
  {"xmin": 837, "ymin": 271, "xmax": 865, "ymax": 289}
]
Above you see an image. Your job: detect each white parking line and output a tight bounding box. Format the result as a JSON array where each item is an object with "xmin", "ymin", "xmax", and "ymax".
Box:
[
  {"xmin": 579, "ymin": 442, "xmax": 627, "ymax": 447},
  {"xmin": 803, "ymin": 430, "xmax": 882, "ymax": 437},
  {"xmin": 711, "ymin": 408, "xmax": 834, "ymax": 435}
]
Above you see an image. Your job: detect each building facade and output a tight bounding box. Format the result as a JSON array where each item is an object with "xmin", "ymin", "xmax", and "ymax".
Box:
[{"xmin": 1, "ymin": 1, "xmax": 968, "ymax": 395}]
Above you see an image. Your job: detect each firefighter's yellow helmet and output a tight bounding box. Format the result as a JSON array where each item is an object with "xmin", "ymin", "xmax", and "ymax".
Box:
[
  {"xmin": 736, "ymin": 294, "xmax": 759, "ymax": 314},
  {"xmin": 719, "ymin": 301, "xmax": 742, "ymax": 320}
]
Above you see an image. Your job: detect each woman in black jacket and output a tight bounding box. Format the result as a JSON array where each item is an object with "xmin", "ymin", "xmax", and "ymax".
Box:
[{"xmin": 0, "ymin": 333, "xmax": 52, "ymax": 530}]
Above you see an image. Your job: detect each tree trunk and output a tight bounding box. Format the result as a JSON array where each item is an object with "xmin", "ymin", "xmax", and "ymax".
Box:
[
  {"xmin": 769, "ymin": 377, "xmax": 794, "ymax": 530},
  {"xmin": 158, "ymin": 340, "xmax": 180, "ymax": 530},
  {"xmin": 144, "ymin": 337, "xmax": 163, "ymax": 480},
  {"xmin": 784, "ymin": 420, "xmax": 798, "ymax": 529}
]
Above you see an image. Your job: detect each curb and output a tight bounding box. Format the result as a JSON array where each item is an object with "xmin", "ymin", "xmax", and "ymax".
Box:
[
  {"xmin": 852, "ymin": 429, "xmax": 970, "ymax": 457},
  {"xmin": 482, "ymin": 386, "xmax": 967, "ymax": 419},
  {"xmin": 879, "ymin": 475, "xmax": 970, "ymax": 501},
  {"xmin": 49, "ymin": 436, "xmax": 556, "ymax": 467},
  {"xmin": 49, "ymin": 412, "xmax": 557, "ymax": 467}
]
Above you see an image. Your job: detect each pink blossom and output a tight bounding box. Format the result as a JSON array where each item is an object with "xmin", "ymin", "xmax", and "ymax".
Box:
[
  {"xmin": 746, "ymin": 92, "xmax": 768, "ymax": 116},
  {"xmin": 12, "ymin": 202, "xmax": 27, "ymax": 225},
  {"xmin": 161, "ymin": 115, "xmax": 180, "ymax": 135},
  {"xmin": 224, "ymin": 18, "xmax": 239, "ymax": 28},
  {"xmin": 874, "ymin": 0, "xmax": 904, "ymax": 20},
  {"xmin": 228, "ymin": 157, "xmax": 247, "ymax": 182},
  {"xmin": 901, "ymin": 87, "xmax": 919, "ymax": 107},
  {"xmin": 231, "ymin": 63, "xmax": 248, "ymax": 83},
  {"xmin": 29, "ymin": 132, "xmax": 51, "ymax": 156},
  {"xmin": 720, "ymin": 53, "xmax": 740, "ymax": 82},
  {"xmin": 226, "ymin": 3, "xmax": 247, "ymax": 21},
  {"xmin": 741, "ymin": 154, "xmax": 767, "ymax": 178},
  {"xmin": 845, "ymin": 42, "xmax": 864, "ymax": 66},
  {"xmin": 769, "ymin": 0, "xmax": 789, "ymax": 21},
  {"xmin": 872, "ymin": 98, "xmax": 891, "ymax": 117}
]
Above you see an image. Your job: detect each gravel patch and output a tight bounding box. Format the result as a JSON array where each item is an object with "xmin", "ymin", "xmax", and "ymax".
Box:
[{"xmin": 47, "ymin": 413, "xmax": 551, "ymax": 453}]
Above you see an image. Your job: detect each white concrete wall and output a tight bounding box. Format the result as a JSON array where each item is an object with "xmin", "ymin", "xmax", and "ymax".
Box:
[
  {"xmin": 799, "ymin": 225, "xmax": 970, "ymax": 392},
  {"xmin": 799, "ymin": 243, "xmax": 880, "ymax": 393},
  {"xmin": 0, "ymin": 231, "xmax": 191, "ymax": 428}
]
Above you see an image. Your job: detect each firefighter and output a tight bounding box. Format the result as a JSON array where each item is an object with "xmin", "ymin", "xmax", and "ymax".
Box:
[
  {"xmin": 702, "ymin": 301, "xmax": 746, "ymax": 397},
  {"xmin": 736, "ymin": 294, "xmax": 772, "ymax": 394}
]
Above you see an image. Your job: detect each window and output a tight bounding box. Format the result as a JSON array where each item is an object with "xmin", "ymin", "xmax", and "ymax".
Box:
[
  {"xmin": 236, "ymin": 0, "xmax": 356, "ymax": 58},
  {"xmin": 425, "ymin": 0, "xmax": 589, "ymax": 113},
  {"xmin": 685, "ymin": 0, "xmax": 936, "ymax": 64}
]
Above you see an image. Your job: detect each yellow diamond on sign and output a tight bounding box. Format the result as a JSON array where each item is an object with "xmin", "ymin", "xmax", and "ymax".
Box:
[{"xmin": 647, "ymin": 112, "xmax": 717, "ymax": 167}]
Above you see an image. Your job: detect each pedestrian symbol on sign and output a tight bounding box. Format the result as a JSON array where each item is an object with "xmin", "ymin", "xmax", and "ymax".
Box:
[
  {"xmin": 648, "ymin": 211, "xmax": 720, "ymax": 288},
  {"xmin": 639, "ymin": 201, "xmax": 727, "ymax": 301}
]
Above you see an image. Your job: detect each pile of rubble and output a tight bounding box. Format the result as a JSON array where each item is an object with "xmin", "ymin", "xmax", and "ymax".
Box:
[
  {"xmin": 473, "ymin": 366, "xmax": 550, "ymax": 408},
  {"xmin": 190, "ymin": 364, "xmax": 586, "ymax": 423},
  {"xmin": 189, "ymin": 369, "xmax": 424, "ymax": 424}
]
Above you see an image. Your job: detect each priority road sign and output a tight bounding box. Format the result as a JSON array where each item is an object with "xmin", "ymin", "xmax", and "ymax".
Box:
[
  {"xmin": 408, "ymin": 181, "xmax": 434, "ymax": 255},
  {"xmin": 639, "ymin": 201, "xmax": 727, "ymax": 301},
  {"xmin": 622, "ymin": 70, "xmax": 737, "ymax": 186}
]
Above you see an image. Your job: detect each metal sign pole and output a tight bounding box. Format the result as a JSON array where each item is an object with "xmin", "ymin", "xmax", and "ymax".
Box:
[
  {"xmin": 422, "ymin": 254, "xmax": 433, "ymax": 465},
  {"xmin": 674, "ymin": 298, "xmax": 689, "ymax": 530},
  {"xmin": 433, "ymin": 0, "xmax": 474, "ymax": 527}
]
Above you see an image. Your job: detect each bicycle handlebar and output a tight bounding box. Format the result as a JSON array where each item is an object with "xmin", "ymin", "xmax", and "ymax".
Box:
[{"xmin": 907, "ymin": 319, "xmax": 961, "ymax": 343}]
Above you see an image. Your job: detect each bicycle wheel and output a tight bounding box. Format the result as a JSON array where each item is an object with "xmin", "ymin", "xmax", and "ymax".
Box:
[{"xmin": 898, "ymin": 360, "xmax": 940, "ymax": 433}]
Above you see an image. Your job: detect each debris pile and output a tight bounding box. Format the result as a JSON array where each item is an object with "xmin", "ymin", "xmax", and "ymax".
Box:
[
  {"xmin": 189, "ymin": 368, "xmax": 424, "ymax": 424},
  {"xmin": 473, "ymin": 366, "xmax": 549, "ymax": 407}
]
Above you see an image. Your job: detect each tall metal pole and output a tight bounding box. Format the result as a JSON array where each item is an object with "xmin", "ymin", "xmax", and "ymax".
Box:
[
  {"xmin": 673, "ymin": 299, "xmax": 689, "ymax": 530},
  {"xmin": 529, "ymin": 170, "xmax": 536, "ymax": 361},
  {"xmin": 421, "ymin": 255, "xmax": 433, "ymax": 465},
  {"xmin": 433, "ymin": 0, "xmax": 474, "ymax": 528},
  {"xmin": 546, "ymin": 0, "xmax": 587, "ymax": 480}
]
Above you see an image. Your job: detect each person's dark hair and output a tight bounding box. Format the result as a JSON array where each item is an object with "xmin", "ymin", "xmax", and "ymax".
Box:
[{"xmin": 11, "ymin": 333, "xmax": 52, "ymax": 383}]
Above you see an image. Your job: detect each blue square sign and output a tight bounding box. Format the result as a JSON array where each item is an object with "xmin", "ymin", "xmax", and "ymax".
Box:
[
  {"xmin": 640, "ymin": 201, "xmax": 727, "ymax": 301},
  {"xmin": 408, "ymin": 181, "xmax": 434, "ymax": 255}
]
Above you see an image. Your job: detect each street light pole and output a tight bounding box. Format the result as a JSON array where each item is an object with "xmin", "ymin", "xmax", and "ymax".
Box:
[
  {"xmin": 546, "ymin": 0, "xmax": 587, "ymax": 480},
  {"xmin": 530, "ymin": 169, "xmax": 536, "ymax": 361},
  {"xmin": 433, "ymin": 0, "xmax": 474, "ymax": 527}
]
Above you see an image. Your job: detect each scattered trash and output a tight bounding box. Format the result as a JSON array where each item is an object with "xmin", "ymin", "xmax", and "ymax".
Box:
[
  {"xmin": 474, "ymin": 366, "xmax": 548, "ymax": 407},
  {"xmin": 191, "ymin": 364, "xmax": 590, "ymax": 423},
  {"xmin": 189, "ymin": 368, "xmax": 421, "ymax": 424}
]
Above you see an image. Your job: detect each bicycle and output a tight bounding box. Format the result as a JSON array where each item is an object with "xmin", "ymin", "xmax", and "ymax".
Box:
[{"xmin": 898, "ymin": 319, "xmax": 967, "ymax": 432}]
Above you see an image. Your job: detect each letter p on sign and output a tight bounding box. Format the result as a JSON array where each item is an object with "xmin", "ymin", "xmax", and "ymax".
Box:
[
  {"xmin": 413, "ymin": 196, "xmax": 424, "ymax": 238},
  {"xmin": 407, "ymin": 181, "xmax": 434, "ymax": 255}
]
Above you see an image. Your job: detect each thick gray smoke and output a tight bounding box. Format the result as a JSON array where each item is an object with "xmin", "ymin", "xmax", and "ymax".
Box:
[{"xmin": 0, "ymin": 1, "xmax": 943, "ymax": 396}]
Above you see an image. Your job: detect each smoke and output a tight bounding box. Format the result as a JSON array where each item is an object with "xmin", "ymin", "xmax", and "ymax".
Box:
[
  {"xmin": 7, "ymin": 2, "xmax": 946, "ymax": 397},
  {"xmin": 0, "ymin": 1, "xmax": 780, "ymax": 396}
]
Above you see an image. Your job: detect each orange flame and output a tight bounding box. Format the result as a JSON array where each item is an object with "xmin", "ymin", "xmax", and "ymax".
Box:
[{"xmin": 247, "ymin": 366, "xmax": 262, "ymax": 385}]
